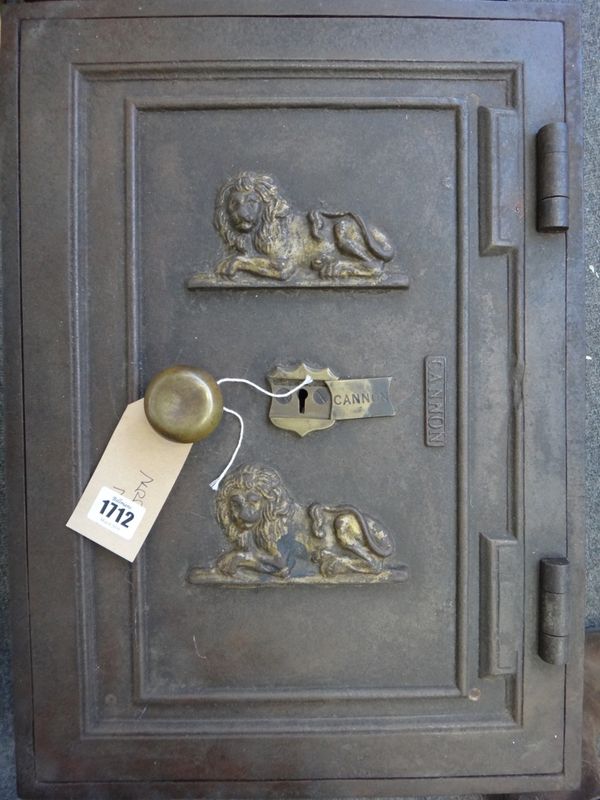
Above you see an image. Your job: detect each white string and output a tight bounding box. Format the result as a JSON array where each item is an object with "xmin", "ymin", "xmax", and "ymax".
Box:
[
  {"xmin": 209, "ymin": 375, "xmax": 313, "ymax": 491},
  {"xmin": 209, "ymin": 407, "xmax": 244, "ymax": 492},
  {"xmin": 216, "ymin": 376, "xmax": 312, "ymax": 397}
]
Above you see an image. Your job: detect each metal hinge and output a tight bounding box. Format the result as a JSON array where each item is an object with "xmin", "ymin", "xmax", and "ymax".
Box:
[
  {"xmin": 537, "ymin": 122, "xmax": 570, "ymax": 233},
  {"xmin": 539, "ymin": 556, "xmax": 571, "ymax": 665}
]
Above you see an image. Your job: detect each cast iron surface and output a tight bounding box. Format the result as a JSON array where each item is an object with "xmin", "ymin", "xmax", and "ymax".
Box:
[
  {"xmin": 503, "ymin": 630, "xmax": 600, "ymax": 800},
  {"xmin": 0, "ymin": 0, "xmax": 591, "ymax": 798}
]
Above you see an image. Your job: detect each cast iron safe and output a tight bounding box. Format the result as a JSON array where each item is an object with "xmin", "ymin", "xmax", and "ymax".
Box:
[{"xmin": 2, "ymin": 0, "xmax": 585, "ymax": 797}]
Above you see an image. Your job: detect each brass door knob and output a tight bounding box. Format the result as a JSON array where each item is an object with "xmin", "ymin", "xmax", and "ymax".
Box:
[{"xmin": 144, "ymin": 365, "xmax": 223, "ymax": 443}]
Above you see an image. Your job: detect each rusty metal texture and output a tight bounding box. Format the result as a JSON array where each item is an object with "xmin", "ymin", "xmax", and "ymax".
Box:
[
  {"xmin": 502, "ymin": 630, "xmax": 600, "ymax": 800},
  {"xmin": 0, "ymin": 1, "xmax": 584, "ymax": 798}
]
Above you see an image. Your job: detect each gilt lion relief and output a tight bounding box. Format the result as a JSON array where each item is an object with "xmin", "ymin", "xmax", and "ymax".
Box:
[
  {"xmin": 187, "ymin": 172, "xmax": 410, "ymax": 289},
  {"xmin": 187, "ymin": 463, "xmax": 408, "ymax": 585}
]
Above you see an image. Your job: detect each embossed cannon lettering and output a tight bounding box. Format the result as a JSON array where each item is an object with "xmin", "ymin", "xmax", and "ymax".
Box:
[
  {"xmin": 333, "ymin": 391, "xmax": 388, "ymax": 405},
  {"xmin": 425, "ymin": 356, "xmax": 447, "ymax": 447}
]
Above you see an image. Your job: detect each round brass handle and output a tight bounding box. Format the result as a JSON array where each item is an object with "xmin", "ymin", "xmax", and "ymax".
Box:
[{"xmin": 144, "ymin": 365, "xmax": 223, "ymax": 443}]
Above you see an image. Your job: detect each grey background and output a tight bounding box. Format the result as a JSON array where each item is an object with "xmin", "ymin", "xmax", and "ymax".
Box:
[{"xmin": 0, "ymin": 0, "xmax": 598, "ymax": 796}]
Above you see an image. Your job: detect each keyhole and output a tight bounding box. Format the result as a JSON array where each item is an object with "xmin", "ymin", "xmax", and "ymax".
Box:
[{"xmin": 298, "ymin": 388, "xmax": 308, "ymax": 414}]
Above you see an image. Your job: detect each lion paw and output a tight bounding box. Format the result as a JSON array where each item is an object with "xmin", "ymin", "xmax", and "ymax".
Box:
[
  {"xmin": 216, "ymin": 257, "xmax": 239, "ymax": 279},
  {"xmin": 316, "ymin": 550, "xmax": 348, "ymax": 578},
  {"xmin": 216, "ymin": 551, "xmax": 245, "ymax": 577},
  {"xmin": 312, "ymin": 255, "xmax": 343, "ymax": 279}
]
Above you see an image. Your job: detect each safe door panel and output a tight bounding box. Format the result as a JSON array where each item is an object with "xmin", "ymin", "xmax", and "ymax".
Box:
[
  {"xmin": 139, "ymin": 103, "xmax": 458, "ymax": 694},
  {"xmin": 16, "ymin": 9, "xmax": 578, "ymax": 791}
]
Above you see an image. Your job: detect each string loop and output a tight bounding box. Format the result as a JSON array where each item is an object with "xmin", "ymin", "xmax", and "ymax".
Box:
[{"xmin": 209, "ymin": 375, "xmax": 312, "ymax": 491}]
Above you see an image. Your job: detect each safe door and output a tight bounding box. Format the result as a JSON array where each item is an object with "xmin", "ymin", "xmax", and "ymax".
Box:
[{"xmin": 2, "ymin": 1, "xmax": 584, "ymax": 797}]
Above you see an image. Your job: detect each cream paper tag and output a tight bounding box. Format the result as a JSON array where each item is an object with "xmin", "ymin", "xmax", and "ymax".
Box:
[{"xmin": 66, "ymin": 399, "xmax": 193, "ymax": 561}]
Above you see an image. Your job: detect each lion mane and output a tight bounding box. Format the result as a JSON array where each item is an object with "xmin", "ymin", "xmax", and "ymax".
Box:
[
  {"xmin": 213, "ymin": 171, "xmax": 291, "ymax": 258},
  {"xmin": 215, "ymin": 464, "xmax": 293, "ymax": 555}
]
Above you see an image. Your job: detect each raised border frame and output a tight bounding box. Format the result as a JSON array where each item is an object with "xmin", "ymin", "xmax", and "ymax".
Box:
[{"xmin": 1, "ymin": 1, "xmax": 583, "ymax": 797}]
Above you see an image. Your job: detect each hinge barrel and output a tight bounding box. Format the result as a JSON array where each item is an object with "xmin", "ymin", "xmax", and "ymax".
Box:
[
  {"xmin": 536, "ymin": 122, "xmax": 569, "ymax": 232},
  {"xmin": 539, "ymin": 557, "xmax": 570, "ymax": 665}
]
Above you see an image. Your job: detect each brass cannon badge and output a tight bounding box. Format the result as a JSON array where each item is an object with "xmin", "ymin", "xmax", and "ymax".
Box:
[{"xmin": 267, "ymin": 363, "xmax": 396, "ymax": 437}]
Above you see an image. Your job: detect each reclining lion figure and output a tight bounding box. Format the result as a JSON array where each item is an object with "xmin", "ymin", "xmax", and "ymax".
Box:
[
  {"xmin": 187, "ymin": 463, "xmax": 405, "ymax": 584},
  {"xmin": 212, "ymin": 171, "xmax": 395, "ymax": 281}
]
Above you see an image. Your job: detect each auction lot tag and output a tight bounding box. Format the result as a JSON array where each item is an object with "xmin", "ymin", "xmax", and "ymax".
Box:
[
  {"xmin": 87, "ymin": 487, "xmax": 146, "ymax": 540},
  {"xmin": 67, "ymin": 399, "xmax": 192, "ymax": 561}
]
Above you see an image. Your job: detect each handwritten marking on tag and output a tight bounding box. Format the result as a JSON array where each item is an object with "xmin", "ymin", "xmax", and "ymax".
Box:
[{"xmin": 66, "ymin": 399, "xmax": 193, "ymax": 561}]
